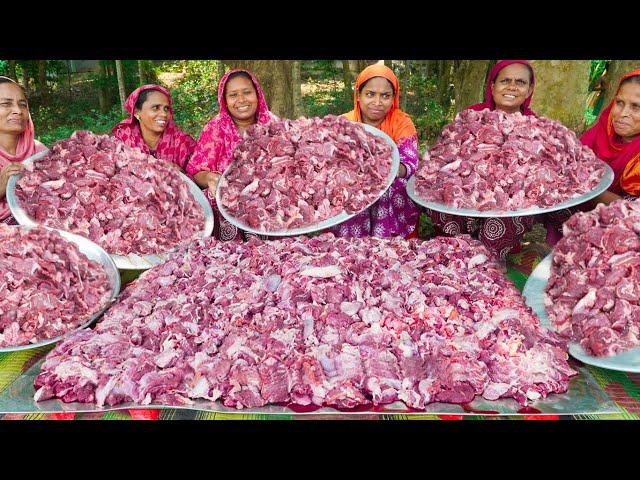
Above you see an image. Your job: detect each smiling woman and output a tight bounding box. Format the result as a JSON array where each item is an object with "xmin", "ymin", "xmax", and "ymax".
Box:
[
  {"xmin": 111, "ymin": 84, "xmax": 196, "ymax": 170},
  {"xmin": 185, "ymin": 69, "xmax": 277, "ymax": 241},
  {"xmin": 0, "ymin": 76, "xmax": 47, "ymax": 224}
]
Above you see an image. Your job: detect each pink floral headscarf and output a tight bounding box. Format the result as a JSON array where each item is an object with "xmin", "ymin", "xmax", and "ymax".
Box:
[
  {"xmin": 112, "ymin": 84, "xmax": 196, "ymax": 169},
  {"xmin": 0, "ymin": 76, "xmax": 47, "ymax": 221},
  {"xmin": 186, "ymin": 69, "xmax": 276, "ymax": 177},
  {"xmin": 468, "ymin": 60, "xmax": 537, "ymax": 116}
]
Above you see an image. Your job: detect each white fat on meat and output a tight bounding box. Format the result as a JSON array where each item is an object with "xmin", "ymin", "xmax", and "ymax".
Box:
[
  {"xmin": 572, "ymin": 289, "xmax": 597, "ymax": 315},
  {"xmin": 299, "ymin": 265, "xmax": 342, "ymax": 278}
]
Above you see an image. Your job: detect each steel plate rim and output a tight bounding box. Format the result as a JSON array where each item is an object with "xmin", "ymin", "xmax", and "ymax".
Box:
[
  {"xmin": 407, "ymin": 162, "xmax": 614, "ymax": 218},
  {"xmin": 6, "ymin": 150, "xmax": 214, "ymax": 270},
  {"xmin": 0, "ymin": 224, "xmax": 120, "ymax": 353},
  {"xmin": 523, "ymin": 252, "xmax": 640, "ymax": 372},
  {"xmin": 215, "ymin": 122, "xmax": 400, "ymax": 237}
]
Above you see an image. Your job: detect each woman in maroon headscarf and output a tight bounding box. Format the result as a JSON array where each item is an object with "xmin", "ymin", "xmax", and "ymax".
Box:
[
  {"xmin": 112, "ymin": 84, "xmax": 196, "ymax": 170},
  {"xmin": 584, "ymin": 68, "xmax": 640, "ymax": 201},
  {"xmin": 0, "ymin": 76, "xmax": 47, "ymax": 224}
]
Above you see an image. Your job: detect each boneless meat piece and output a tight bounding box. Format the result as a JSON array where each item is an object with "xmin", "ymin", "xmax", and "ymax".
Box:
[
  {"xmin": 219, "ymin": 115, "xmax": 394, "ymax": 231},
  {"xmin": 35, "ymin": 233, "xmax": 575, "ymax": 410},
  {"xmin": 15, "ymin": 131, "xmax": 205, "ymax": 255},
  {"xmin": 546, "ymin": 199, "xmax": 640, "ymax": 357},
  {"xmin": 0, "ymin": 225, "xmax": 111, "ymax": 348},
  {"xmin": 414, "ymin": 108, "xmax": 606, "ymax": 211}
]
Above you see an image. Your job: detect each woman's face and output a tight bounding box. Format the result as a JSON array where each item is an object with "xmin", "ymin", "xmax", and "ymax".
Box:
[
  {"xmin": 491, "ymin": 63, "xmax": 533, "ymax": 114},
  {"xmin": 611, "ymin": 81, "xmax": 640, "ymax": 143},
  {"xmin": 135, "ymin": 90, "xmax": 171, "ymax": 135},
  {"xmin": 224, "ymin": 76, "xmax": 258, "ymax": 123},
  {"xmin": 358, "ymin": 77, "xmax": 394, "ymax": 126},
  {"xmin": 0, "ymin": 82, "xmax": 29, "ymax": 136}
]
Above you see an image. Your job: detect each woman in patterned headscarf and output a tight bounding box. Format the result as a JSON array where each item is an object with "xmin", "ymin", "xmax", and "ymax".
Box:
[
  {"xmin": 426, "ymin": 60, "xmax": 549, "ymax": 260},
  {"xmin": 331, "ymin": 63, "xmax": 421, "ymax": 238},
  {"xmin": 0, "ymin": 76, "xmax": 47, "ymax": 224},
  {"xmin": 112, "ymin": 84, "xmax": 196, "ymax": 170},
  {"xmin": 185, "ymin": 69, "xmax": 277, "ymax": 241}
]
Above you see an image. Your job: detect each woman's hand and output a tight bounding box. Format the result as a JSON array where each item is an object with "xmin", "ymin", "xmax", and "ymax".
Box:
[
  {"xmin": 206, "ymin": 172, "xmax": 222, "ymax": 196},
  {"xmin": 396, "ymin": 163, "xmax": 407, "ymax": 179},
  {"xmin": 0, "ymin": 163, "xmax": 23, "ymax": 198}
]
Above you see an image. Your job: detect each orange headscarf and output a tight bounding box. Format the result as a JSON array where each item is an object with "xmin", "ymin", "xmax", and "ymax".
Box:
[
  {"xmin": 582, "ymin": 68, "xmax": 640, "ymax": 195},
  {"xmin": 343, "ymin": 64, "xmax": 417, "ymax": 143}
]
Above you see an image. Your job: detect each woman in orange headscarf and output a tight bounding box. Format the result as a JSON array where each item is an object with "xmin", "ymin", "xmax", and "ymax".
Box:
[
  {"xmin": 331, "ymin": 63, "xmax": 421, "ymax": 238},
  {"xmin": 584, "ymin": 68, "xmax": 640, "ymax": 201}
]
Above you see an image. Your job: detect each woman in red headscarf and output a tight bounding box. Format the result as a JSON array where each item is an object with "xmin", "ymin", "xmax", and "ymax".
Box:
[
  {"xmin": 0, "ymin": 76, "xmax": 47, "ymax": 224},
  {"xmin": 331, "ymin": 63, "xmax": 421, "ymax": 238},
  {"xmin": 425, "ymin": 60, "xmax": 575, "ymax": 259},
  {"xmin": 112, "ymin": 84, "xmax": 196, "ymax": 170},
  {"xmin": 185, "ymin": 69, "xmax": 277, "ymax": 241},
  {"xmin": 584, "ymin": 68, "xmax": 640, "ymax": 200}
]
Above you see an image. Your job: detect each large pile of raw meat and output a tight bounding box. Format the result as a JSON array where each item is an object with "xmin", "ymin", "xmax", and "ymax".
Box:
[
  {"xmin": 34, "ymin": 234, "xmax": 575, "ymax": 410},
  {"xmin": 219, "ymin": 115, "xmax": 394, "ymax": 231},
  {"xmin": 15, "ymin": 131, "xmax": 205, "ymax": 255},
  {"xmin": 546, "ymin": 200, "xmax": 640, "ymax": 357},
  {"xmin": 414, "ymin": 108, "xmax": 606, "ymax": 211},
  {"xmin": 0, "ymin": 225, "xmax": 111, "ymax": 348}
]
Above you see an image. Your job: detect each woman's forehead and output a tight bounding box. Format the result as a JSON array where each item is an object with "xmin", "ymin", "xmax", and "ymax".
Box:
[
  {"xmin": 495, "ymin": 63, "xmax": 531, "ymax": 79},
  {"xmin": 618, "ymin": 82, "xmax": 640, "ymax": 100},
  {"xmin": 361, "ymin": 76, "xmax": 394, "ymax": 92},
  {"xmin": 143, "ymin": 90, "xmax": 169, "ymax": 104},
  {"xmin": 0, "ymin": 82, "xmax": 26, "ymax": 101},
  {"xmin": 226, "ymin": 76, "xmax": 255, "ymax": 91}
]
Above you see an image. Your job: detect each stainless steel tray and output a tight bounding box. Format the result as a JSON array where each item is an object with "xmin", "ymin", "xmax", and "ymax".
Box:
[
  {"xmin": 406, "ymin": 162, "xmax": 614, "ymax": 218},
  {"xmin": 216, "ymin": 123, "xmax": 400, "ymax": 236},
  {"xmin": 523, "ymin": 253, "xmax": 640, "ymax": 372},
  {"xmin": 6, "ymin": 150, "xmax": 214, "ymax": 270},
  {"xmin": 0, "ymin": 357, "xmax": 620, "ymax": 416},
  {"xmin": 0, "ymin": 225, "xmax": 120, "ymax": 353}
]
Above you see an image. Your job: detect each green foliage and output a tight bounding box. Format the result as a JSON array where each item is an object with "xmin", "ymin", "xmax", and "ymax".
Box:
[
  {"xmin": 302, "ymin": 78, "xmax": 352, "ymax": 118},
  {"xmin": 162, "ymin": 60, "xmax": 222, "ymax": 138},
  {"xmin": 0, "ymin": 60, "xmax": 7, "ymax": 74}
]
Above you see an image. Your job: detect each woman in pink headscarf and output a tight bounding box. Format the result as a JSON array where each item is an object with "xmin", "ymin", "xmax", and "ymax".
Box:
[
  {"xmin": 112, "ymin": 84, "xmax": 196, "ymax": 169},
  {"xmin": 0, "ymin": 76, "xmax": 47, "ymax": 224},
  {"xmin": 426, "ymin": 60, "xmax": 567, "ymax": 260},
  {"xmin": 186, "ymin": 69, "xmax": 277, "ymax": 241}
]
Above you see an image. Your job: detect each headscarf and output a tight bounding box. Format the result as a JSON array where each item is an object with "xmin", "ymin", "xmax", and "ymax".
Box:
[
  {"xmin": 0, "ymin": 76, "xmax": 46, "ymax": 221},
  {"xmin": 185, "ymin": 69, "xmax": 275, "ymax": 177},
  {"xmin": 111, "ymin": 84, "xmax": 196, "ymax": 169},
  {"xmin": 584, "ymin": 68, "xmax": 640, "ymax": 195},
  {"xmin": 343, "ymin": 63, "xmax": 417, "ymax": 143},
  {"xmin": 468, "ymin": 60, "xmax": 537, "ymax": 116}
]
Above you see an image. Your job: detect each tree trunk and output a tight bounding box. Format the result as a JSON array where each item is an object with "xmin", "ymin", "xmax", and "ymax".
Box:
[
  {"xmin": 292, "ymin": 61, "xmax": 303, "ymax": 118},
  {"xmin": 37, "ymin": 60, "xmax": 48, "ymax": 99},
  {"xmin": 342, "ymin": 60, "xmax": 354, "ymax": 103},
  {"xmin": 21, "ymin": 71, "xmax": 30, "ymax": 96},
  {"xmin": 7, "ymin": 60, "xmax": 16, "ymax": 81},
  {"xmin": 223, "ymin": 60, "xmax": 297, "ymax": 118},
  {"xmin": 115, "ymin": 60, "xmax": 127, "ymax": 116},
  {"xmin": 600, "ymin": 60, "xmax": 640, "ymax": 112},
  {"xmin": 401, "ymin": 60, "xmax": 410, "ymax": 111},
  {"xmin": 217, "ymin": 61, "xmax": 226, "ymax": 83},
  {"xmin": 529, "ymin": 60, "xmax": 591, "ymax": 134},
  {"xmin": 453, "ymin": 60, "xmax": 490, "ymax": 114},
  {"xmin": 138, "ymin": 60, "xmax": 146, "ymax": 85},
  {"xmin": 435, "ymin": 60, "xmax": 455, "ymax": 108},
  {"xmin": 97, "ymin": 61, "xmax": 110, "ymax": 113}
]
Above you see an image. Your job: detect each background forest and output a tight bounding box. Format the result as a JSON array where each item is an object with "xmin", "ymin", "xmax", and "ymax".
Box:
[{"xmin": 0, "ymin": 59, "xmax": 635, "ymax": 152}]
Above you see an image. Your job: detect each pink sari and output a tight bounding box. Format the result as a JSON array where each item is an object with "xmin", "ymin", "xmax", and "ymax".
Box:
[
  {"xmin": 185, "ymin": 69, "xmax": 276, "ymax": 241},
  {"xmin": 0, "ymin": 94, "xmax": 47, "ymax": 222},
  {"xmin": 112, "ymin": 84, "xmax": 196, "ymax": 169}
]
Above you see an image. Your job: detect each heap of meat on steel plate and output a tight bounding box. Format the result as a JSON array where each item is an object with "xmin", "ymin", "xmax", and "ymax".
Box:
[
  {"xmin": 14, "ymin": 131, "xmax": 205, "ymax": 255},
  {"xmin": 546, "ymin": 199, "xmax": 640, "ymax": 357},
  {"xmin": 0, "ymin": 225, "xmax": 111, "ymax": 348},
  {"xmin": 34, "ymin": 234, "xmax": 575, "ymax": 410},
  {"xmin": 218, "ymin": 115, "xmax": 393, "ymax": 231},
  {"xmin": 414, "ymin": 108, "xmax": 605, "ymax": 211}
]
